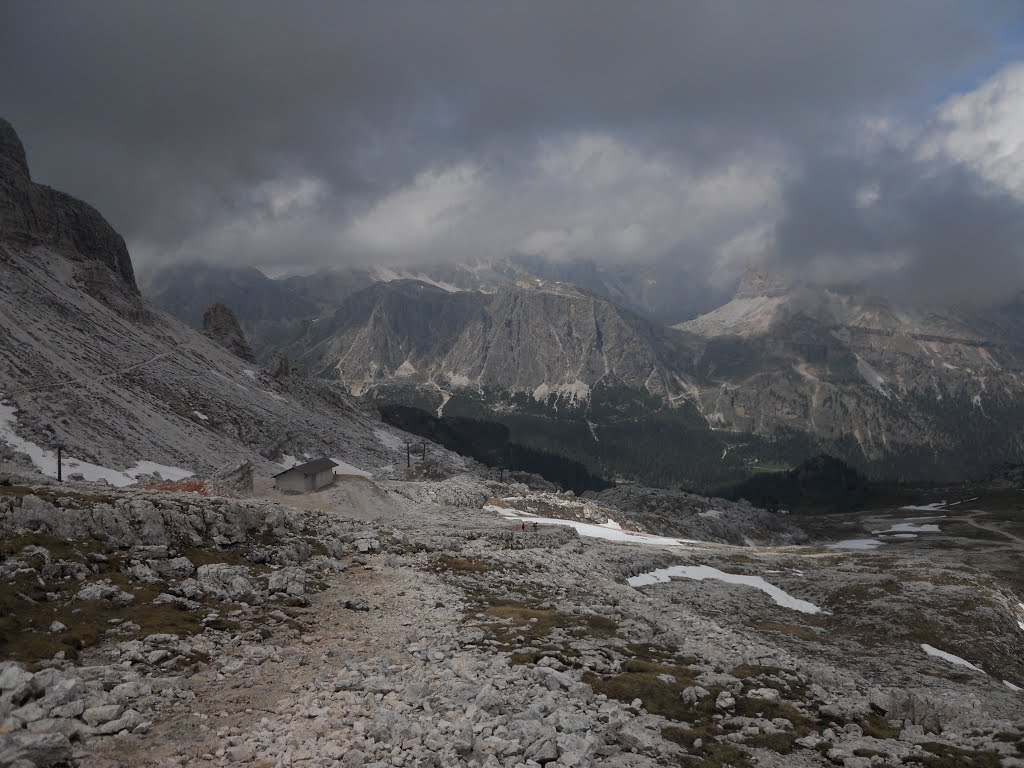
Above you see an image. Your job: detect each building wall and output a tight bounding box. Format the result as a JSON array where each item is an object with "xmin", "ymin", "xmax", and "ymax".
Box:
[
  {"xmin": 275, "ymin": 466, "xmax": 336, "ymax": 493},
  {"xmin": 312, "ymin": 468, "xmax": 334, "ymax": 490},
  {"xmin": 275, "ymin": 471, "xmax": 307, "ymax": 493}
]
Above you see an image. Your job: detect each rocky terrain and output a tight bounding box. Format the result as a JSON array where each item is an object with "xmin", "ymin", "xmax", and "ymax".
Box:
[
  {"xmin": 1, "ymin": 461, "xmax": 1022, "ymax": 768},
  {"xmin": 2, "ymin": 113, "xmax": 1023, "ymax": 768},
  {"xmin": 0, "ymin": 117, "xmax": 409, "ymax": 485},
  {"xmin": 202, "ymin": 305, "xmax": 256, "ymax": 364}
]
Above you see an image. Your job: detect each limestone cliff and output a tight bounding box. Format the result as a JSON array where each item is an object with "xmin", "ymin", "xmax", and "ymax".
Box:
[
  {"xmin": 0, "ymin": 118, "xmax": 137, "ymax": 291},
  {"xmin": 202, "ymin": 303, "xmax": 256, "ymax": 363}
]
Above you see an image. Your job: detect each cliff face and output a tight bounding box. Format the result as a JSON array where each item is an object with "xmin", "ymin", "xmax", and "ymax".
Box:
[
  {"xmin": 0, "ymin": 118, "xmax": 137, "ymax": 291},
  {"xmin": 0, "ymin": 118, "xmax": 394, "ymax": 480},
  {"xmin": 301, "ymin": 278, "xmax": 681, "ymax": 402},
  {"xmin": 202, "ymin": 303, "xmax": 256, "ymax": 363}
]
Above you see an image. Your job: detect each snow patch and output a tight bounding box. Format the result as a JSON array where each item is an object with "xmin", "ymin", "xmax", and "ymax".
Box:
[
  {"xmin": 192, "ymin": 411, "xmax": 209, "ymax": 421},
  {"xmin": 698, "ymin": 509, "xmax": 723, "ymax": 519},
  {"xmin": 1005, "ymin": 680, "xmax": 1022, "ymax": 692},
  {"xmin": 0, "ymin": 401, "xmax": 192, "ymax": 487},
  {"xmin": 279, "ymin": 455, "xmax": 301, "ymax": 469},
  {"xmin": 873, "ymin": 523, "xmax": 940, "ymax": 534},
  {"xmin": 627, "ymin": 565, "xmax": 822, "ymax": 615},
  {"xmin": 331, "ymin": 458, "xmax": 373, "ymax": 478},
  {"xmin": 827, "ymin": 539, "xmax": 883, "ymax": 550},
  {"xmin": 242, "ymin": 368, "xmax": 257, "ymax": 380},
  {"xmin": 920, "ymin": 644, "xmax": 984, "ymax": 673},
  {"xmin": 485, "ymin": 505, "xmax": 696, "ymax": 547},
  {"xmin": 900, "ymin": 502, "xmax": 946, "ymax": 511}
]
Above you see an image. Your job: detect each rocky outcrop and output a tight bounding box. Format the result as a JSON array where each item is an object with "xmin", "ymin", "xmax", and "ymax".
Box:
[
  {"xmin": 303, "ymin": 278, "xmax": 682, "ymax": 401},
  {"xmin": 202, "ymin": 302, "xmax": 256, "ymax": 362},
  {"xmin": 0, "ymin": 118, "xmax": 137, "ymax": 291}
]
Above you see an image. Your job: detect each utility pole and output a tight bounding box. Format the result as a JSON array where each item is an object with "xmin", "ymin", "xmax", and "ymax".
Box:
[
  {"xmin": 55, "ymin": 440, "xmax": 64, "ymax": 482},
  {"xmin": 421, "ymin": 441, "xmax": 426, "ymax": 461},
  {"xmin": 406, "ymin": 441, "xmax": 411, "ymax": 468}
]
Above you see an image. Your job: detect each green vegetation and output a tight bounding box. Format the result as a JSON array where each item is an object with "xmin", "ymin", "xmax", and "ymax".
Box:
[{"xmin": 906, "ymin": 742, "xmax": 1003, "ymax": 767}]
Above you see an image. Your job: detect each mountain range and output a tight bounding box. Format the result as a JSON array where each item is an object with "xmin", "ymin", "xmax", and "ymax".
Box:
[
  {"xmin": 4, "ymin": 111, "xmax": 1021, "ymax": 492},
  {"xmin": 146, "ymin": 247, "xmax": 1024, "ymax": 490}
]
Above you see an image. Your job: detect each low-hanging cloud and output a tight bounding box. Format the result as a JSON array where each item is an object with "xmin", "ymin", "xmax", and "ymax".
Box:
[
  {"xmin": 1, "ymin": 0, "xmax": 1022, "ymax": 301},
  {"xmin": 773, "ymin": 148, "xmax": 1024, "ymax": 307}
]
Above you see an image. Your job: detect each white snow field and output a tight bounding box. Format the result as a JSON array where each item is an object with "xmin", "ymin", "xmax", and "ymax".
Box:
[
  {"xmin": 873, "ymin": 522, "xmax": 941, "ymax": 534},
  {"xmin": 485, "ymin": 504, "xmax": 698, "ymax": 546},
  {"xmin": 920, "ymin": 644, "xmax": 984, "ymax": 673},
  {"xmin": 827, "ymin": 539, "xmax": 883, "ymax": 550},
  {"xmin": 331, "ymin": 458, "xmax": 373, "ymax": 478},
  {"xmin": 627, "ymin": 565, "xmax": 823, "ymax": 615},
  {"xmin": 0, "ymin": 401, "xmax": 193, "ymax": 487}
]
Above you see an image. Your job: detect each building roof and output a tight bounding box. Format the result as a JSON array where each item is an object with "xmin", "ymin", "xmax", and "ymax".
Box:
[{"xmin": 272, "ymin": 457, "xmax": 338, "ymax": 478}]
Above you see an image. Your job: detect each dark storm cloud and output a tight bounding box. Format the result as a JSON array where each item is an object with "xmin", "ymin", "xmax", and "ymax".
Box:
[
  {"xmin": 773, "ymin": 150, "xmax": 1024, "ymax": 306},
  {"xmin": 0, "ymin": 0, "xmax": 1019, "ymax": 276}
]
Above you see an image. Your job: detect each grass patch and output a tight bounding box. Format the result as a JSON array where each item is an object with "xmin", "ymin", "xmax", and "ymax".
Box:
[
  {"xmin": 662, "ymin": 727, "xmax": 750, "ymax": 767},
  {"xmin": 583, "ymin": 659, "xmax": 704, "ymax": 722},
  {"xmin": 749, "ymin": 621, "xmax": 821, "ymax": 642},
  {"xmin": 0, "ymin": 485, "xmax": 119, "ymax": 506},
  {"xmin": 730, "ymin": 664, "xmax": 782, "ymax": 679},
  {"xmin": 905, "ymin": 743, "xmax": 1003, "ymax": 767},
  {"xmin": 0, "ymin": 532, "xmax": 106, "ymax": 561},
  {"xmin": 625, "ymin": 643, "xmax": 697, "ymax": 665},
  {"xmin": 859, "ymin": 715, "xmax": 901, "ymax": 740},
  {"xmin": 430, "ymin": 555, "xmax": 495, "ymax": 574},
  {"xmin": 475, "ymin": 601, "xmax": 620, "ymax": 646},
  {"xmin": 742, "ymin": 731, "xmax": 800, "ymax": 754}
]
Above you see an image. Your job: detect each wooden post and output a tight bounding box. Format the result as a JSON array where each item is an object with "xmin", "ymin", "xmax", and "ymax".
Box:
[
  {"xmin": 56, "ymin": 442, "xmax": 64, "ymax": 482},
  {"xmin": 406, "ymin": 442, "xmax": 411, "ymax": 468},
  {"xmin": 421, "ymin": 441, "xmax": 426, "ymax": 461}
]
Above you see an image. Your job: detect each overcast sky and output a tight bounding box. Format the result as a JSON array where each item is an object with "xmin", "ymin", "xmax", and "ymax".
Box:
[{"xmin": 2, "ymin": 1, "xmax": 1024, "ymax": 303}]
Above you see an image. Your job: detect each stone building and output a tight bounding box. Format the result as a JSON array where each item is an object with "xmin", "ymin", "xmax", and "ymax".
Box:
[{"xmin": 273, "ymin": 458, "xmax": 337, "ymax": 493}]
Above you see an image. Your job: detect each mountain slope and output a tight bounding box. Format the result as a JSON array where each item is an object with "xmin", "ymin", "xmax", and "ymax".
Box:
[
  {"xmin": 0, "ymin": 118, "xmax": 397, "ymax": 481},
  {"xmin": 302, "ymin": 277, "xmax": 687, "ymax": 405},
  {"xmin": 681, "ymin": 269, "xmax": 1024, "ymax": 478}
]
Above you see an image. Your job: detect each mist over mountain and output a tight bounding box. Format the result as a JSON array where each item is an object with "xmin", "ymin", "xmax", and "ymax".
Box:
[{"xmin": 3, "ymin": 6, "xmax": 1024, "ymax": 763}]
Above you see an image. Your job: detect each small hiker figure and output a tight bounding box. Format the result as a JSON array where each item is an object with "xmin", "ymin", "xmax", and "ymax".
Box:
[
  {"xmin": 521, "ymin": 522, "xmax": 526, "ymax": 531},
  {"xmin": 531, "ymin": 521, "xmax": 539, "ymax": 531}
]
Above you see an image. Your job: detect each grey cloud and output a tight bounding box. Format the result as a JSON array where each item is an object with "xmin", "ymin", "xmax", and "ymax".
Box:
[
  {"xmin": 772, "ymin": 150, "xmax": 1024, "ymax": 307},
  {"xmin": 0, "ymin": 0, "xmax": 1018, "ymax": 276}
]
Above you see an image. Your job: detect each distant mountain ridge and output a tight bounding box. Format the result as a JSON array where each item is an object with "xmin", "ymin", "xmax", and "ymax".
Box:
[{"xmin": 142, "ymin": 239, "xmax": 1024, "ymax": 489}]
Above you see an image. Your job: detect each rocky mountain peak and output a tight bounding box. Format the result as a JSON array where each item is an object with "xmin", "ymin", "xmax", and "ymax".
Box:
[
  {"xmin": 202, "ymin": 302, "xmax": 256, "ymax": 363},
  {"xmin": 0, "ymin": 118, "xmax": 30, "ymax": 180},
  {"xmin": 0, "ymin": 117, "xmax": 137, "ymax": 292},
  {"xmin": 734, "ymin": 265, "xmax": 789, "ymax": 300}
]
